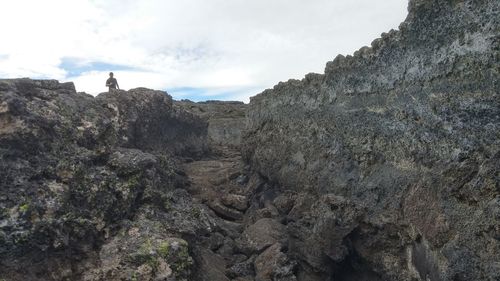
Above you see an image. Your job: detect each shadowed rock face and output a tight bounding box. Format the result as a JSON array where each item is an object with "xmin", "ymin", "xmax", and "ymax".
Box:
[{"xmin": 243, "ymin": 0, "xmax": 499, "ymax": 280}]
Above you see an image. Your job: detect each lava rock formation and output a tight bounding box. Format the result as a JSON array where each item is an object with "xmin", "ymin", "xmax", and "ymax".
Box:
[{"xmin": 0, "ymin": 0, "xmax": 499, "ymax": 280}]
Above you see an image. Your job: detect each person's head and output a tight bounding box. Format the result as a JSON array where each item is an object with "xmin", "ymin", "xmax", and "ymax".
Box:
[{"xmin": 109, "ymin": 72, "xmax": 114, "ymax": 77}]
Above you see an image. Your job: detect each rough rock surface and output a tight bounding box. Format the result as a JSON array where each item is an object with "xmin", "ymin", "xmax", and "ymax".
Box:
[
  {"xmin": 0, "ymin": 80, "xmax": 211, "ymax": 280},
  {"xmin": 1, "ymin": 0, "xmax": 499, "ymax": 280},
  {"xmin": 243, "ymin": 0, "xmax": 499, "ymax": 280},
  {"xmin": 254, "ymin": 243, "xmax": 296, "ymax": 281},
  {"xmin": 237, "ymin": 218, "xmax": 287, "ymax": 254},
  {"xmin": 0, "ymin": 80, "xmax": 255, "ymax": 281},
  {"xmin": 175, "ymin": 100, "xmax": 247, "ymax": 148}
]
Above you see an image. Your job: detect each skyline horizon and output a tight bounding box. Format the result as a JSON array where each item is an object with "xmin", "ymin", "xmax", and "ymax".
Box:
[{"xmin": 0, "ymin": 0, "xmax": 408, "ymax": 103}]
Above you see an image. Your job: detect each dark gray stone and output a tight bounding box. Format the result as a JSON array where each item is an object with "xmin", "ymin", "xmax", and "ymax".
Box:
[
  {"xmin": 238, "ymin": 218, "xmax": 287, "ymax": 254},
  {"xmin": 243, "ymin": 0, "xmax": 500, "ymax": 280}
]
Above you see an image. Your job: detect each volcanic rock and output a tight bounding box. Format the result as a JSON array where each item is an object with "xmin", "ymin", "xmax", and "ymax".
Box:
[{"xmin": 243, "ymin": 0, "xmax": 499, "ymax": 280}]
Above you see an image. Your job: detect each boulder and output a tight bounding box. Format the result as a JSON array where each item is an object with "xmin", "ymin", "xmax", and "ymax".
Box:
[
  {"xmin": 238, "ymin": 218, "xmax": 287, "ymax": 254},
  {"xmin": 221, "ymin": 194, "xmax": 249, "ymax": 211},
  {"xmin": 254, "ymin": 243, "xmax": 296, "ymax": 281},
  {"xmin": 209, "ymin": 200, "xmax": 244, "ymax": 221}
]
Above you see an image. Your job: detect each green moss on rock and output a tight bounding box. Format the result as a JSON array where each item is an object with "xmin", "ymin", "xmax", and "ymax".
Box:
[
  {"xmin": 19, "ymin": 203, "xmax": 30, "ymax": 213},
  {"xmin": 127, "ymin": 237, "xmax": 192, "ymax": 278}
]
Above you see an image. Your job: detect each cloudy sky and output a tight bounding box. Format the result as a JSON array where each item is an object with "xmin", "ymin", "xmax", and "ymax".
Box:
[{"xmin": 0, "ymin": 0, "xmax": 408, "ymax": 102}]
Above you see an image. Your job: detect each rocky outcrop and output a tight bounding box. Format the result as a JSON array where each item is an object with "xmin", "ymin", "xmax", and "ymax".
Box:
[
  {"xmin": 0, "ymin": 79, "xmax": 211, "ymax": 280},
  {"xmin": 175, "ymin": 100, "xmax": 247, "ymax": 148},
  {"xmin": 100, "ymin": 89, "xmax": 208, "ymax": 156},
  {"xmin": 1, "ymin": 0, "xmax": 498, "ymax": 280},
  {"xmin": 243, "ymin": 0, "xmax": 499, "ymax": 280}
]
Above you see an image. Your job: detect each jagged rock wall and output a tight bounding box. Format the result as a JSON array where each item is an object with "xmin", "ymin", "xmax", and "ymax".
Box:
[
  {"xmin": 243, "ymin": 0, "xmax": 499, "ymax": 280},
  {"xmin": 0, "ymin": 79, "xmax": 212, "ymax": 280}
]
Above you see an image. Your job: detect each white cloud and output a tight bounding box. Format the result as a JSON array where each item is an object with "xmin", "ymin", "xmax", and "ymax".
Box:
[{"xmin": 0, "ymin": 0, "xmax": 408, "ymax": 102}]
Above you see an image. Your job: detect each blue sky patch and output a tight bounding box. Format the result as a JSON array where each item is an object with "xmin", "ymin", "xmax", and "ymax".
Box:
[
  {"xmin": 60, "ymin": 57, "xmax": 141, "ymax": 77},
  {"xmin": 168, "ymin": 86, "xmax": 257, "ymax": 102}
]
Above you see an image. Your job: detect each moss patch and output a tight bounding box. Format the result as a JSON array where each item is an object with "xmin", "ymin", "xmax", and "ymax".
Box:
[
  {"xmin": 127, "ymin": 237, "xmax": 192, "ymax": 278},
  {"xmin": 19, "ymin": 203, "xmax": 30, "ymax": 213},
  {"xmin": 158, "ymin": 241, "xmax": 170, "ymax": 258}
]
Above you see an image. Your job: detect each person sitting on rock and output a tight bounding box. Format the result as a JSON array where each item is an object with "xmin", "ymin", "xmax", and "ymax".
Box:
[{"xmin": 105, "ymin": 72, "xmax": 119, "ymax": 92}]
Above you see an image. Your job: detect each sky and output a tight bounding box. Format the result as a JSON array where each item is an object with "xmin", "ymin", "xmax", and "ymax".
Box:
[{"xmin": 0, "ymin": 0, "xmax": 408, "ymax": 102}]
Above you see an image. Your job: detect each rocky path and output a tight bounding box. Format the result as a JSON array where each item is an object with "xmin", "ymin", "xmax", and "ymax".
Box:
[
  {"xmin": 182, "ymin": 146, "xmax": 256, "ymax": 280},
  {"xmin": 182, "ymin": 145, "xmax": 300, "ymax": 281},
  {"xmin": 183, "ymin": 146, "xmax": 249, "ymax": 222}
]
